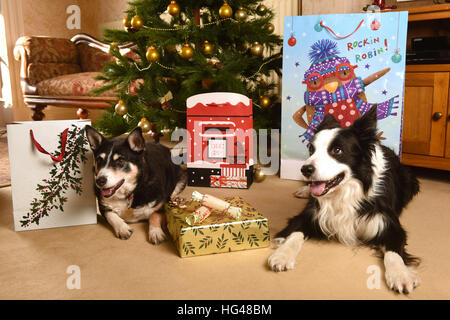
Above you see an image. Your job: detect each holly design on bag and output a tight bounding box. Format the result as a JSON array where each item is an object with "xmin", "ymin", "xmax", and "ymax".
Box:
[{"xmin": 21, "ymin": 125, "xmax": 89, "ymax": 227}]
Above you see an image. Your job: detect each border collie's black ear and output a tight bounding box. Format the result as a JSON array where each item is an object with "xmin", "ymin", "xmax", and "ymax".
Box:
[
  {"xmin": 351, "ymin": 105, "xmax": 378, "ymax": 143},
  {"xmin": 85, "ymin": 125, "xmax": 104, "ymax": 151},
  {"xmin": 317, "ymin": 114, "xmax": 341, "ymax": 132},
  {"xmin": 127, "ymin": 127, "xmax": 145, "ymax": 152}
]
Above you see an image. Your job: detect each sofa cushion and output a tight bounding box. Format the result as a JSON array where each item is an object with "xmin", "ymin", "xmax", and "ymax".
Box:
[
  {"xmin": 28, "ymin": 62, "xmax": 81, "ymax": 85},
  {"xmin": 20, "ymin": 37, "xmax": 79, "ymax": 64},
  {"xmin": 35, "ymin": 72, "xmax": 115, "ymax": 97},
  {"xmin": 77, "ymin": 43, "xmax": 115, "ymax": 72}
]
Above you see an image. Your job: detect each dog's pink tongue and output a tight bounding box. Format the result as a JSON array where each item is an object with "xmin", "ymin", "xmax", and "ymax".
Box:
[
  {"xmin": 101, "ymin": 187, "xmax": 114, "ymax": 197},
  {"xmin": 310, "ymin": 182, "xmax": 326, "ymax": 196}
]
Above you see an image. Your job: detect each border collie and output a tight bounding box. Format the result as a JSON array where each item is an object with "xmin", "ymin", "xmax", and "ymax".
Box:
[
  {"xmin": 268, "ymin": 106, "xmax": 421, "ymax": 294},
  {"xmin": 85, "ymin": 125, "xmax": 186, "ymax": 244}
]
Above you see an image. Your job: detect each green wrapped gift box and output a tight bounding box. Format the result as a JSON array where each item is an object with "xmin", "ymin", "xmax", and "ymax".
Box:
[{"xmin": 166, "ymin": 196, "xmax": 270, "ymax": 257}]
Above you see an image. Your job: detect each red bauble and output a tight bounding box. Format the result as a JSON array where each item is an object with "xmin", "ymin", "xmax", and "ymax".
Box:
[
  {"xmin": 76, "ymin": 108, "xmax": 89, "ymax": 119},
  {"xmin": 373, "ymin": 0, "xmax": 386, "ymax": 10},
  {"xmin": 288, "ymin": 36, "xmax": 296, "ymax": 47},
  {"xmin": 370, "ymin": 19, "xmax": 380, "ymax": 31}
]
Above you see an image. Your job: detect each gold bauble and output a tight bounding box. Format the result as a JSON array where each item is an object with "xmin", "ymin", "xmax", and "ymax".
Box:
[
  {"xmin": 146, "ymin": 46, "xmax": 160, "ymax": 62},
  {"xmin": 259, "ymin": 95, "xmax": 271, "ymax": 108},
  {"xmin": 138, "ymin": 117, "xmax": 151, "ymax": 133},
  {"xmin": 256, "ymin": 4, "xmax": 268, "ymax": 16},
  {"xmin": 202, "ymin": 40, "xmax": 213, "ymax": 55},
  {"xmin": 109, "ymin": 42, "xmax": 118, "ymax": 53},
  {"xmin": 254, "ymin": 167, "xmax": 266, "ymax": 182},
  {"xmin": 201, "ymin": 78, "xmax": 213, "ymax": 89},
  {"xmin": 180, "ymin": 44, "xmax": 194, "ymax": 59},
  {"xmin": 219, "ymin": 2, "xmax": 233, "ymax": 18},
  {"xmin": 234, "ymin": 6, "xmax": 247, "ymax": 21},
  {"xmin": 122, "ymin": 16, "xmax": 131, "ymax": 29},
  {"xmin": 250, "ymin": 42, "xmax": 263, "ymax": 56},
  {"xmin": 114, "ymin": 100, "xmax": 128, "ymax": 116},
  {"xmin": 131, "ymin": 15, "xmax": 143, "ymax": 30},
  {"xmin": 167, "ymin": 1, "xmax": 180, "ymax": 16},
  {"xmin": 266, "ymin": 23, "xmax": 275, "ymax": 34}
]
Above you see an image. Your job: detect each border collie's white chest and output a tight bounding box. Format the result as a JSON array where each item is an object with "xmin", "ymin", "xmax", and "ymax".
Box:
[{"xmin": 315, "ymin": 179, "xmax": 385, "ymax": 247}]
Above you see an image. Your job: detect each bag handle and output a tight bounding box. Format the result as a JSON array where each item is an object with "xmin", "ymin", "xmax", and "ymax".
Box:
[
  {"xmin": 320, "ymin": 19, "xmax": 364, "ymax": 39},
  {"xmin": 30, "ymin": 128, "xmax": 69, "ymax": 162}
]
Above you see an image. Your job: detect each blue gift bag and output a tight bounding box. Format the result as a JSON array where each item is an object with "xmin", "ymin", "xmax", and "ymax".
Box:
[{"xmin": 280, "ymin": 11, "xmax": 409, "ymax": 180}]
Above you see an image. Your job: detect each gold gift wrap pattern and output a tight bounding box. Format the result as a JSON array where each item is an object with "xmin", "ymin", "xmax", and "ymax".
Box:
[{"xmin": 166, "ymin": 196, "xmax": 270, "ymax": 257}]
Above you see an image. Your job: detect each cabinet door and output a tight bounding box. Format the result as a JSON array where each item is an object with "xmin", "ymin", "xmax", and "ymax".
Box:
[
  {"xmin": 447, "ymin": 82, "xmax": 450, "ymax": 159},
  {"xmin": 403, "ymin": 72, "xmax": 449, "ymax": 157}
]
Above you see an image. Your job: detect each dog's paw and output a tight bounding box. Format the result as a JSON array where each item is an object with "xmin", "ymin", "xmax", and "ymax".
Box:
[
  {"xmin": 270, "ymin": 237, "xmax": 286, "ymax": 249},
  {"xmin": 293, "ymin": 185, "xmax": 310, "ymax": 198},
  {"xmin": 268, "ymin": 249, "xmax": 296, "ymax": 272},
  {"xmin": 385, "ymin": 266, "xmax": 420, "ymax": 294},
  {"xmin": 115, "ymin": 223, "xmax": 133, "ymax": 240},
  {"xmin": 148, "ymin": 225, "xmax": 167, "ymax": 245}
]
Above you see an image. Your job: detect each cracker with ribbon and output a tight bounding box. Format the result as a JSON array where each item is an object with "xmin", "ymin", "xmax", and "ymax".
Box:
[
  {"xmin": 184, "ymin": 191, "xmax": 243, "ymax": 226},
  {"xmin": 191, "ymin": 191, "xmax": 242, "ymax": 219}
]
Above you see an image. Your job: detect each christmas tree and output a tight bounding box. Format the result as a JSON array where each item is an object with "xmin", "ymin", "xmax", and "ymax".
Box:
[{"xmin": 93, "ymin": 0, "xmax": 282, "ymax": 138}]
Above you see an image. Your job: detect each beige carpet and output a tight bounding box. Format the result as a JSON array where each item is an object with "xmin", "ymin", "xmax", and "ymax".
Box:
[{"xmin": 0, "ymin": 169, "xmax": 449, "ymax": 300}]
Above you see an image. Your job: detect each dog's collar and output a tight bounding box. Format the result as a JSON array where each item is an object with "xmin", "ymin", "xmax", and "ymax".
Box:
[{"xmin": 127, "ymin": 193, "xmax": 134, "ymax": 208}]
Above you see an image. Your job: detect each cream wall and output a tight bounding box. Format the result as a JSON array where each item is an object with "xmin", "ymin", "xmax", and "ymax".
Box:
[
  {"xmin": 20, "ymin": 0, "xmax": 128, "ymax": 39},
  {"xmin": 93, "ymin": 0, "xmax": 129, "ymax": 39},
  {"xmin": 302, "ymin": 0, "xmax": 367, "ymax": 15},
  {"xmin": 22, "ymin": 0, "xmax": 81, "ymax": 38},
  {"xmin": 20, "ymin": 0, "xmax": 111, "ymax": 40},
  {"xmin": 2, "ymin": 0, "xmax": 26, "ymax": 122}
]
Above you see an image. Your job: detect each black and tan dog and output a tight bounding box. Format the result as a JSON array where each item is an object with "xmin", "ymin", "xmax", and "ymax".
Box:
[{"xmin": 85, "ymin": 125, "xmax": 186, "ymax": 244}]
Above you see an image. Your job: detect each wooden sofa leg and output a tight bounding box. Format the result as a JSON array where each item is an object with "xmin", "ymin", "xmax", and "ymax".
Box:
[
  {"xmin": 30, "ymin": 104, "xmax": 46, "ymax": 121},
  {"xmin": 77, "ymin": 108, "xmax": 89, "ymax": 119}
]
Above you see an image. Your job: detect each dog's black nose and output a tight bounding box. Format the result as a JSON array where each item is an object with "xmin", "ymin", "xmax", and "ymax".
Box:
[
  {"xmin": 301, "ymin": 165, "xmax": 315, "ymax": 178},
  {"xmin": 96, "ymin": 176, "xmax": 107, "ymax": 187}
]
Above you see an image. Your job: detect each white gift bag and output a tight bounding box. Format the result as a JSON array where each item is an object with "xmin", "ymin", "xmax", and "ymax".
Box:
[{"xmin": 7, "ymin": 120, "xmax": 97, "ymax": 231}]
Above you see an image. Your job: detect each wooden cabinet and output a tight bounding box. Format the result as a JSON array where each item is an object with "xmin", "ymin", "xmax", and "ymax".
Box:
[
  {"xmin": 402, "ymin": 65, "xmax": 450, "ymax": 170},
  {"xmin": 392, "ymin": 4, "xmax": 450, "ymax": 170}
]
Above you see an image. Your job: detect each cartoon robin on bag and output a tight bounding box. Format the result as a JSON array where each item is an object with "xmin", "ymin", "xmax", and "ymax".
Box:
[{"xmin": 293, "ymin": 39, "xmax": 399, "ymax": 144}]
